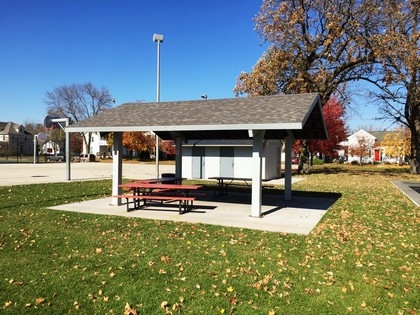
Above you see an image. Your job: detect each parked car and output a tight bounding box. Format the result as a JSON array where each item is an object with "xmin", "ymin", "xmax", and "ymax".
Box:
[{"xmin": 46, "ymin": 153, "xmax": 65, "ymax": 162}]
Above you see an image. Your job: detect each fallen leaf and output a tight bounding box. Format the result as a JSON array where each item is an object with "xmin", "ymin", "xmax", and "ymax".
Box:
[
  {"xmin": 172, "ymin": 302, "xmax": 181, "ymax": 311},
  {"xmin": 4, "ymin": 301, "xmax": 13, "ymax": 308},
  {"xmin": 124, "ymin": 302, "xmax": 138, "ymax": 315},
  {"xmin": 35, "ymin": 297, "xmax": 45, "ymax": 305}
]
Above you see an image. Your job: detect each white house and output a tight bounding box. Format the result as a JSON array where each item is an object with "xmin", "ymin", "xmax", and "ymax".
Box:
[
  {"xmin": 340, "ymin": 129, "xmax": 383, "ymax": 163},
  {"xmin": 82, "ymin": 132, "xmax": 111, "ymax": 158}
]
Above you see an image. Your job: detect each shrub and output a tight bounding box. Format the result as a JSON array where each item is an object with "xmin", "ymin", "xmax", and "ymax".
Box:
[{"xmin": 312, "ymin": 157, "xmax": 323, "ymax": 165}]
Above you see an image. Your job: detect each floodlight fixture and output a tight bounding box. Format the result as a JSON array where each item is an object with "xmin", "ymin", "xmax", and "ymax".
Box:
[
  {"xmin": 153, "ymin": 33, "xmax": 164, "ymax": 43},
  {"xmin": 201, "ymin": 94, "xmax": 208, "ymax": 100}
]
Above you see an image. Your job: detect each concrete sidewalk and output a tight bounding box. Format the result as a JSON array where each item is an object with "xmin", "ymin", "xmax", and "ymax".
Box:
[
  {"xmin": 1, "ymin": 162, "xmax": 337, "ymax": 234},
  {"xmin": 391, "ymin": 181, "xmax": 420, "ymax": 206}
]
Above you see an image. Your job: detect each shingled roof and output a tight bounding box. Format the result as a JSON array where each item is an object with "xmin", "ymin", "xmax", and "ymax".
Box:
[{"xmin": 67, "ymin": 93, "xmax": 327, "ymax": 140}]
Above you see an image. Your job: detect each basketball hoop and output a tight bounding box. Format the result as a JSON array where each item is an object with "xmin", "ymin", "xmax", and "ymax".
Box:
[{"xmin": 43, "ymin": 115, "xmax": 60, "ymax": 129}]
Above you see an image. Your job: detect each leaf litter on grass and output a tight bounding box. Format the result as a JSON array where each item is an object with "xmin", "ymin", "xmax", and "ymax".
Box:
[{"xmin": 0, "ymin": 170, "xmax": 418, "ymax": 314}]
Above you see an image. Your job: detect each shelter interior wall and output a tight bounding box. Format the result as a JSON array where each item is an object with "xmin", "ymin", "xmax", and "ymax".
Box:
[
  {"xmin": 181, "ymin": 141, "xmax": 282, "ymax": 180},
  {"xmin": 204, "ymin": 147, "xmax": 220, "ymax": 178}
]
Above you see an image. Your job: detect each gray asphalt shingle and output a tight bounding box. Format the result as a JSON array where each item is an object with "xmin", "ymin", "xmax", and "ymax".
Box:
[{"xmin": 67, "ymin": 93, "xmax": 327, "ymax": 140}]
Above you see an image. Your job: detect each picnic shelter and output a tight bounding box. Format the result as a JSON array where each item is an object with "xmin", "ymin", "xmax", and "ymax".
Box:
[{"xmin": 66, "ymin": 92, "xmax": 327, "ymax": 217}]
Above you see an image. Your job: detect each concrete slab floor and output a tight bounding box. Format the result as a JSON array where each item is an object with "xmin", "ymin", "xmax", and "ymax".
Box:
[{"xmin": 49, "ymin": 191, "xmax": 338, "ymax": 235}]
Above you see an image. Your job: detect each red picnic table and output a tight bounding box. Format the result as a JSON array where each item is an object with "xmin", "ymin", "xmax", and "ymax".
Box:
[{"xmin": 116, "ymin": 181, "xmax": 202, "ymax": 214}]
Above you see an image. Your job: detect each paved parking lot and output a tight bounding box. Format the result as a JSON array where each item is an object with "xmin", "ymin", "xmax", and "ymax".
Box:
[{"xmin": 0, "ymin": 161, "xmax": 175, "ymax": 186}]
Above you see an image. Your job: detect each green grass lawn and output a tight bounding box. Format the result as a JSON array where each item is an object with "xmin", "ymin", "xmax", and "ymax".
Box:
[{"xmin": 0, "ymin": 165, "xmax": 418, "ymax": 314}]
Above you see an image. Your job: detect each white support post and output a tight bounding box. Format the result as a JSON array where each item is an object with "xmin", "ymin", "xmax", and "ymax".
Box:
[
  {"xmin": 175, "ymin": 137, "xmax": 183, "ymax": 181},
  {"xmin": 65, "ymin": 119, "xmax": 70, "ymax": 180},
  {"xmin": 33, "ymin": 135, "xmax": 37, "ymax": 164},
  {"xmin": 111, "ymin": 132, "xmax": 123, "ymax": 206},
  {"xmin": 284, "ymin": 135, "xmax": 293, "ymax": 201},
  {"xmin": 251, "ymin": 130, "xmax": 265, "ymax": 217},
  {"xmin": 53, "ymin": 117, "xmax": 70, "ymax": 180}
]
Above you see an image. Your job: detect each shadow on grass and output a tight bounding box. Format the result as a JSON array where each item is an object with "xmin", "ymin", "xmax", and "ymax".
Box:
[
  {"xmin": 310, "ymin": 164, "xmax": 410, "ymax": 176},
  {"xmin": 191, "ymin": 184, "xmax": 341, "ymax": 209}
]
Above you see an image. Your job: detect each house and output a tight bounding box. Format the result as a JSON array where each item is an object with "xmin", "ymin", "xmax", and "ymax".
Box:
[
  {"xmin": 340, "ymin": 129, "xmax": 401, "ymax": 163},
  {"xmin": 82, "ymin": 132, "xmax": 111, "ymax": 158},
  {"xmin": 182, "ymin": 139, "xmax": 282, "ymax": 180},
  {"xmin": 0, "ymin": 121, "xmax": 34, "ymax": 156}
]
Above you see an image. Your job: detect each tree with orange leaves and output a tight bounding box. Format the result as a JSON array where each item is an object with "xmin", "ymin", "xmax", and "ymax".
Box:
[
  {"xmin": 122, "ymin": 132, "xmax": 154, "ymax": 159},
  {"xmin": 235, "ymin": 0, "xmax": 419, "ymax": 173}
]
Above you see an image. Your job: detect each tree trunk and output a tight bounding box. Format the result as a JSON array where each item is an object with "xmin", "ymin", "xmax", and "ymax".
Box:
[
  {"xmin": 297, "ymin": 140, "xmax": 311, "ymax": 174},
  {"xmin": 408, "ymin": 92, "xmax": 420, "ymax": 174},
  {"xmin": 410, "ymin": 124, "xmax": 420, "ymax": 174}
]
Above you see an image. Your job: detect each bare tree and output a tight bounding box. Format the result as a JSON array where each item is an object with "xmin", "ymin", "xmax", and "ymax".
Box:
[{"xmin": 44, "ymin": 82, "xmax": 114, "ymax": 154}]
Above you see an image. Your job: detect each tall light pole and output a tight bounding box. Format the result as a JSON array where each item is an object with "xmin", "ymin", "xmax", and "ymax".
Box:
[{"xmin": 153, "ymin": 33, "xmax": 164, "ymax": 177}]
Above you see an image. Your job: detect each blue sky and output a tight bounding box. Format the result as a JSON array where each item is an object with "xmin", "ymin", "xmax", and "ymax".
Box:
[{"xmin": 1, "ymin": 0, "xmax": 387, "ymax": 131}]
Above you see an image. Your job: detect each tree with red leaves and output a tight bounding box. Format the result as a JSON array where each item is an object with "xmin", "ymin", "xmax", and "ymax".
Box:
[
  {"xmin": 310, "ymin": 97, "xmax": 347, "ymax": 160},
  {"xmin": 293, "ymin": 97, "xmax": 347, "ymax": 163}
]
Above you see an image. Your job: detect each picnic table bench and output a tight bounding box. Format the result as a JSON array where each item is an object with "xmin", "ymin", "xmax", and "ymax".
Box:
[{"xmin": 115, "ymin": 182, "xmax": 202, "ymax": 214}]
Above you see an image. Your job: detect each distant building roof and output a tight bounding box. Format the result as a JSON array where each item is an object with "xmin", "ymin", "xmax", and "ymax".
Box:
[
  {"xmin": 0, "ymin": 121, "xmax": 19, "ymax": 135},
  {"xmin": 368, "ymin": 131, "xmax": 397, "ymax": 143}
]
